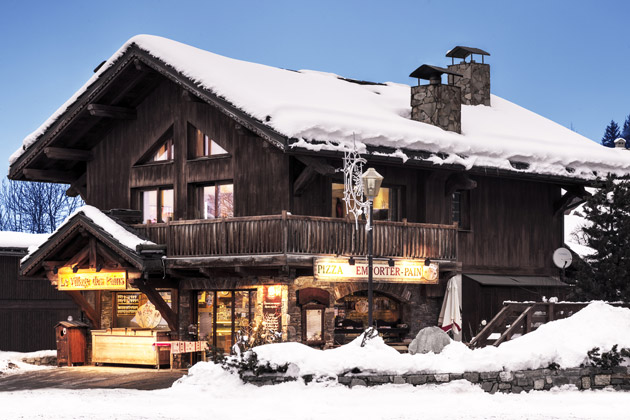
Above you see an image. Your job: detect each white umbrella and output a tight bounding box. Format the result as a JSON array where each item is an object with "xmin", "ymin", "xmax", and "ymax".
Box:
[{"xmin": 438, "ymin": 276, "xmax": 462, "ymax": 340}]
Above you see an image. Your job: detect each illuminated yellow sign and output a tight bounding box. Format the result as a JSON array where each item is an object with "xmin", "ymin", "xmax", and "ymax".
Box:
[
  {"xmin": 58, "ymin": 271, "xmax": 127, "ymax": 291},
  {"xmin": 314, "ymin": 258, "xmax": 439, "ymax": 284}
]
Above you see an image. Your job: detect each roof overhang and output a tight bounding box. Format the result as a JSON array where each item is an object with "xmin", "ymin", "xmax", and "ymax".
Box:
[{"xmin": 464, "ymin": 274, "xmax": 569, "ymax": 287}]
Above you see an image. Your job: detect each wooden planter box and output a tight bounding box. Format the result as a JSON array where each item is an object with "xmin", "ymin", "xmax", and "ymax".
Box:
[{"xmin": 91, "ymin": 328, "xmax": 170, "ymax": 367}]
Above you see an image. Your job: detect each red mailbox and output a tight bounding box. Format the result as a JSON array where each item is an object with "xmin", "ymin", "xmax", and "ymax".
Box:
[{"xmin": 55, "ymin": 321, "xmax": 88, "ymax": 367}]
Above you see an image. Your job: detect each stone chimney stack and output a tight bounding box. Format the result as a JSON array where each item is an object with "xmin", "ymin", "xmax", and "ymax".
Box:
[
  {"xmin": 446, "ymin": 46, "xmax": 491, "ymax": 106},
  {"xmin": 409, "ymin": 65, "xmax": 463, "ymax": 133}
]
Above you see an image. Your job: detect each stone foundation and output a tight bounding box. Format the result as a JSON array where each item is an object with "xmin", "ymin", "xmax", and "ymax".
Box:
[{"xmin": 242, "ymin": 366, "xmax": 630, "ymax": 393}]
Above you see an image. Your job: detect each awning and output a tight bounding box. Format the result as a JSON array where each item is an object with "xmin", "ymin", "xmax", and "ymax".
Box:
[{"xmin": 464, "ymin": 274, "xmax": 568, "ymax": 287}]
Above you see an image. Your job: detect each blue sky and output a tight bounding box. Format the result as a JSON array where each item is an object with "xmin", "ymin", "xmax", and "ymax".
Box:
[{"xmin": 1, "ymin": 0, "xmax": 629, "ymax": 176}]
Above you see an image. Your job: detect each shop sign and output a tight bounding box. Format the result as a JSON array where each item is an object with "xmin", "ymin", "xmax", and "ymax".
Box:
[
  {"xmin": 58, "ymin": 270, "xmax": 127, "ymax": 290},
  {"xmin": 314, "ymin": 257, "xmax": 439, "ymax": 284},
  {"xmin": 170, "ymin": 341, "xmax": 208, "ymax": 354}
]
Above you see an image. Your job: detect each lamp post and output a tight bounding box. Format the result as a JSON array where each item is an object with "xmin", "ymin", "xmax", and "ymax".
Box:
[{"xmin": 361, "ymin": 167, "xmax": 384, "ymax": 328}]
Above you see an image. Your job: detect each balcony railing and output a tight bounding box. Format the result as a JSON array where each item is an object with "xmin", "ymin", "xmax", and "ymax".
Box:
[{"xmin": 132, "ymin": 213, "xmax": 458, "ymax": 261}]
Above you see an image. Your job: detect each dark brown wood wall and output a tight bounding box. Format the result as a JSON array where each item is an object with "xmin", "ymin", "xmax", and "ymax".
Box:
[
  {"xmin": 0, "ymin": 254, "xmax": 79, "ymax": 351},
  {"xmin": 458, "ymin": 176, "xmax": 563, "ymax": 275},
  {"xmin": 87, "ymin": 79, "xmax": 288, "ymax": 218}
]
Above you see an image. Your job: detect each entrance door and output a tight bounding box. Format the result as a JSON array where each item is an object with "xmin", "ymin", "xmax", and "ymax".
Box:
[{"xmin": 197, "ymin": 290, "xmax": 255, "ymax": 355}]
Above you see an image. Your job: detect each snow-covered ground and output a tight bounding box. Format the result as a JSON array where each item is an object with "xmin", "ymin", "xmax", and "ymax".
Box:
[
  {"xmin": 1, "ymin": 302, "xmax": 628, "ymax": 419},
  {"xmin": 0, "ymin": 349, "xmax": 55, "ymax": 376}
]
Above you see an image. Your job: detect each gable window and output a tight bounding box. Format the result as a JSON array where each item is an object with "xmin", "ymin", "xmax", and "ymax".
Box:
[
  {"xmin": 331, "ymin": 183, "xmax": 400, "ymax": 221},
  {"xmin": 200, "ymin": 183, "xmax": 233, "ymax": 219},
  {"xmin": 188, "ymin": 123, "xmax": 228, "ymax": 159},
  {"xmin": 136, "ymin": 126, "xmax": 174, "ymax": 164},
  {"xmin": 142, "ymin": 187, "xmax": 174, "ymax": 223}
]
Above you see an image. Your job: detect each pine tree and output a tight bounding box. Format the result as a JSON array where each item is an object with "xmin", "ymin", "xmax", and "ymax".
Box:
[
  {"xmin": 601, "ymin": 120, "xmax": 621, "ymax": 148},
  {"xmin": 573, "ymin": 174, "xmax": 630, "ymax": 301},
  {"xmin": 622, "ymin": 115, "xmax": 630, "ymax": 146}
]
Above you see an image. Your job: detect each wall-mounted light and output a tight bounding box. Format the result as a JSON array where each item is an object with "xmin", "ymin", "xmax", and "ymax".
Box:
[
  {"xmin": 348, "ymin": 257, "xmax": 355, "ymax": 266},
  {"xmin": 424, "ymin": 258, "xmax": 432, "ymax": 266},
  {"xmin": 72, "ymin": 265, "xmax": 79, "ymax": 273},
  {"xmin": 52, "ymin": 266, "xmax": 59, "ymax": 274},
  {"xmin": 96, "ymin": 265, "xmax": 102, "ymax": 272},
  {"xmin": 388, "ymin": 258, "xmax": 395, "ymax": 267}
]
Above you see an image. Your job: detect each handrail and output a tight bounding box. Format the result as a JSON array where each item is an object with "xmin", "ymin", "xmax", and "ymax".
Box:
[{"xmin": 131, "ymin": 213, "xmax": 458, "ymax": 260}]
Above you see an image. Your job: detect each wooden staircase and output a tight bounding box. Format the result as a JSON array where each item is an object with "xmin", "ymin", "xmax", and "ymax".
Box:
[{"xmin": 469, "ymin": 302, "xmax": 589, "ymax": 348}]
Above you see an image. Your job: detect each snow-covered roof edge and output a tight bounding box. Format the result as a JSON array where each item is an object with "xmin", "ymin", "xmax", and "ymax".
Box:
[
  {"xmin": 10, "ymin": 35, "xmax": 630, "ymax": 182},
  {"xmin": 0, "ymin": 232, "xmax": 49, "ymax": 251},
  {"xmin": 21, "ymin": 205, "xmax": 155, "ymax": 264}
]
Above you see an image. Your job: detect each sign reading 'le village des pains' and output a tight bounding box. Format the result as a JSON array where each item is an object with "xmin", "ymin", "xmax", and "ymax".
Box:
[
  {"xmin": 314, "ymin": 257, "xmax": 439, "ymax": 284},
  {"xmin": 57, "ymin": 269, "xmax": 127, "ymax": 291}
]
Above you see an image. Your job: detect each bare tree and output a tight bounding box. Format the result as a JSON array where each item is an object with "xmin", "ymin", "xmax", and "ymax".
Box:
[{"xmin": 0, "ymin": 179, "xmax": 83, "ymax": 233}]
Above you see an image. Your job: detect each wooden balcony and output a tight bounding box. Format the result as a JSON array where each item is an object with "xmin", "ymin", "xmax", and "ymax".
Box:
[{"xmin": 132, "ymin": 213, "xmax": 458, "ymax": 262}]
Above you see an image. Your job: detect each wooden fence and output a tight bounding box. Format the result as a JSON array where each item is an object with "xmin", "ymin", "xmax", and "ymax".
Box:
[{"xmin": 132, "ymin": 213, "xmax": 458, "ymax": 260}]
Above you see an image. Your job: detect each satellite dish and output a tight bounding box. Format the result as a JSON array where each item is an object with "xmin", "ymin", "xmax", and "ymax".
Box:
[{"xmin": 553, "ymin": 247, "xmax": 573, "ymax": 269}]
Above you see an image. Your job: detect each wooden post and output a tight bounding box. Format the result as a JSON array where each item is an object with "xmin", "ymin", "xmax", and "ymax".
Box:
[{"xmin": 282, "ymin": 210, "xmax": 288, "ymax": 255}]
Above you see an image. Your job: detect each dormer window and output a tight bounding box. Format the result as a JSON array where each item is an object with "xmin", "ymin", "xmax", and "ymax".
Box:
[{"xmin": 188, "ymin": 123, "xmax": 228, "ymax": 158}]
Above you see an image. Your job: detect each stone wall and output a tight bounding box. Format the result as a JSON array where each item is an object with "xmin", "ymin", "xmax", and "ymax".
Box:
[
  {"xmin": 447, "ymin": 62, "xmax": 491, "ymax": 106},
  {"xmin": 288, "ymin": 277, "xmax": 444, "ymax": 347},
  {"xmin": 411, "ymin": 84, "xmax": 461, "ymax": 133},
  {"xmin": 242, "ymin": 366, "xmax": 630, "ymax": 393}
]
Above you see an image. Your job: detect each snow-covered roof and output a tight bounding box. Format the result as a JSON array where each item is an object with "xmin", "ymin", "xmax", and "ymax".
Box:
[
  {"xmin": 0, "ymin": 232, "xmax": 49, "ymax": 251},
  {"xmin": 22, "ymin": 205, "xmax": 154, "ymax": 264},
  {"xmin": 10, "ymin": 35, "xmax": 630, "ymax": 180}
]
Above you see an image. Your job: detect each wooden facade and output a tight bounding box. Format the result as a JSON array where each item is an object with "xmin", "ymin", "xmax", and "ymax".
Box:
[
  {"xmin": 7, "ymin": 42, "xmax": 586, "ymax": 357},
  {"xmin": 0, "ymin": 250, "xmax": 79, "ymax": 352}
]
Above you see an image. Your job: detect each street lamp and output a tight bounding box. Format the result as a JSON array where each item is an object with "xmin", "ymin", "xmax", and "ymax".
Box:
[{"xmin": 361, "ymin": 167, "xmax": 384, "ymax": 328}]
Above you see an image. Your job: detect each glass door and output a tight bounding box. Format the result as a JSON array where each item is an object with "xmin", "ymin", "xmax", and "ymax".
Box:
[{"xmin": 215, "ymin": 291, "xmax": 233, "ymax": 353}]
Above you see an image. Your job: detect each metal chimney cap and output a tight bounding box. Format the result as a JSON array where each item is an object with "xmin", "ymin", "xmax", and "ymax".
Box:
[
  {"xmin": 446, "ymin": 46, "xmax": 491, "ymax": 59},
  {"xmin": 409, "ymin": 64, "xmax": 463, "ymax": 80}
]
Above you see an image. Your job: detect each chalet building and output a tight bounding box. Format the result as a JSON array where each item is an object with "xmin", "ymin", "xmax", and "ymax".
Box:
[
  {"xmin": 0, "ymin": 232, "xmax": 79, "ymax": 351},
  {"xmin": 8, "ymin": 36, "xmax": 630, "ymax": 364}
]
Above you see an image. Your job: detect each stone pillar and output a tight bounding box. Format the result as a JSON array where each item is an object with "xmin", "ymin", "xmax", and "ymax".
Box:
[
  {"xmin": 411, "ymin": 84, "xmax": 461, "ymax": 133},
  {"xmin": 447, "ymin": 62, "xmax": 491, "ymax": 106}
]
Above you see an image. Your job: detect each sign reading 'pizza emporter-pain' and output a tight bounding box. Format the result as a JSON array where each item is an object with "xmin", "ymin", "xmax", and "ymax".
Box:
[
  {"xmin": 58, "ymin": 271, "xmax": 127, "ymax": 290},
  {"xmin": 313, "ymin": 258, "xmax": 439, "ymax": 284}
]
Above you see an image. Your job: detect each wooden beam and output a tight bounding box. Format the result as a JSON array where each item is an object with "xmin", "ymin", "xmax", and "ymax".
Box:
[
  {"xmin": 293, "ymin": 166, "xmax": 317, "ymax": 196},
  {"xmin": 295, "ymin": 156, "xmax": 336, "ymax": 175},
  {"xmin": 87, "ymin": 104, "xmax": 136, "ymax": 120},
  {"xmin": 66, "ymin": 172, "xmax": 87, "ymax": 198},
  {"xmin": 133, "ymin": 280, "xmax": 178, "ymax": 332},
  {"xmin": 23, "ymin": 169, "xmax": 78, "ymax": 184},
  {"xmin": 44, "ymin": 147, "xmax": 93, "ymax": 161},
  {"xmin": 65, "ymin": 291, "xmax": 100, "ymax": 329},
  {"xmin": 445, "ymin": 172, "xmax": 477, "ymax": 196},
  {"xmin": 64, "ymin": 245, "xmax": 90, "ymax": 268},
  {"xmin": 95, "ymin": 242, "xmax": 129, "ymax": 269},
  {"xmin": 554, "ymin": 186, "xmax": 589, "ymax": 216}
]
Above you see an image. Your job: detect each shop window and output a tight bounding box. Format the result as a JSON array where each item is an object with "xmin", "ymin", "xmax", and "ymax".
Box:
[
  {"xmin": 136, "ymin": 126, "xmax": 174, "ymax": 164},
  {"xmin": 334, "ymin": 291, "xmax": 407, "ymax": 345},
  {"xmin": 199, "ymin": 183, "xmax": 233, "ymax": 219},
  {"xmin": 142, "ymin": 187, "xmax": 174, "ymax": 223},
  {"xmin": 452, "ymin": 190, "xmax": 470, "ymax": 230},
  {"xmin": 115, "ymin": 291, "xmax": 171, "ymax": 330},
  {"xmin": 331, "ymin": 183, "xmax": 400, "ymax": 221},
  {"xmin": 188, "ymin": 123, "xmax": 228, "ymax": 159}
]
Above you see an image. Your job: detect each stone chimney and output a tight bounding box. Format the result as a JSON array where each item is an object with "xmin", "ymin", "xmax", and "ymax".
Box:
[
  {"xmin": 446, "ymin": 46, "xmax": 491, "ymax": 106},
  {"xmin": 409, "ymin": 65, "xmax": 462, "ymax": 133}
]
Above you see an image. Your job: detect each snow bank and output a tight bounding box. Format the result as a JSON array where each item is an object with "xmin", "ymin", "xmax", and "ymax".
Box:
[
  {"xmin": 180, "ymin": 302, "xmax": 630, "ymax": 382},
  {"xmin": 22, "ymin": 205, "xmax": 154, "ymax": 263},
  {"xmin": 0, "ymin": 350, "xmax": 56, "ymax": 376},
  {"xmin": 0, "ymin": 231, "xmax": 49, "ymax": 250},
  {"xmin": 11, "ymin": 35, "xmax": 630, "ymax": 181}
]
